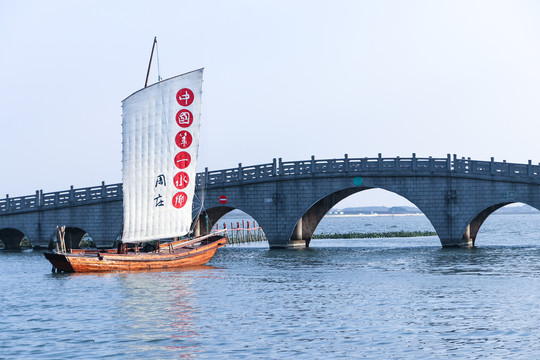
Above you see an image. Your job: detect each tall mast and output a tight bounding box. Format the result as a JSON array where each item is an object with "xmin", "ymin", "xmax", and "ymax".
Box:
[{"xmin": 144, "ymin": 36, "xmax": 157, "ymax": 88}]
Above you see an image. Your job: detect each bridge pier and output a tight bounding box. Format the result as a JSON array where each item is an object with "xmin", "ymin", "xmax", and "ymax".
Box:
[
  {"xmin": 288, "ymin": 218, "xmax": 309, "ymax": 248},
  {"xmin": 287, "ymin": 240, "xmax": 309, "ymax": 248},
  {"xmin": 463, "ymin": 224, "xmax": 475, "ymax": 247},
  {"xmin": 439, "ymin": 236, "xmax": 474, "ymax": 248}
]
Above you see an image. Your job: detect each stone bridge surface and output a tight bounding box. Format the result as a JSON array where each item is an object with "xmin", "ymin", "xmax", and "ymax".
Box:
[{"xmin": 1, "ymin": 154, "xmax": 540, "ymax": 249}]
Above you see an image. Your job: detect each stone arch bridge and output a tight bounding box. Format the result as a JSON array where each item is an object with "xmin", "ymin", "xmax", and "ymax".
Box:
[{"xmin": 1, "ymin": 154, "xmax": 539, "ymax": 249}]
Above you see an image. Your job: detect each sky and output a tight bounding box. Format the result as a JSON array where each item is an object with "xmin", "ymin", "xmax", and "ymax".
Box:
[{"xmin": 1, "ymin": 0, "xmax": 539, "ymax": 207}]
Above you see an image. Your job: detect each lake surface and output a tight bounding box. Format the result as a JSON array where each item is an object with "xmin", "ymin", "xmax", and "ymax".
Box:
[{"xmin": 1, "ymin": 214, "xmax": 540, "ymax": 359}]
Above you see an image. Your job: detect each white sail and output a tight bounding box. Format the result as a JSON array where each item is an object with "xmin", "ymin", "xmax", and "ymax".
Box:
[{"xmin": 121, "ymin": 69, "xmax": 203, "ymax": 243}]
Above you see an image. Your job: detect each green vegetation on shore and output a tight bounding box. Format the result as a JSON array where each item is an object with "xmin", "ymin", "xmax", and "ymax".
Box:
[{"xmin": 313, "ymin": 231, "xmax": 437, "ymax": 239}]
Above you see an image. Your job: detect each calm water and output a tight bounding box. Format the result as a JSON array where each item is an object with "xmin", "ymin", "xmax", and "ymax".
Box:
[{"xmin": 2, "ymin": 214, "xmax": 540, "ymax": 359}]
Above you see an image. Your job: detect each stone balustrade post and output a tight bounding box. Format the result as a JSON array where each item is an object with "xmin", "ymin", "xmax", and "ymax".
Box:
[
  {"xmin": 238, "ymin": 163, "xmax": 243, "ymax": 181},
  {"xmin": 39, "ymin": 190, "xmax": 43, "ymax": 207},
  {"xmin": 490, "ymin": 157, "xmax": 495, "ymax": 175},
  {"xmin": 70, "ymin": 186, "xmax": 74, "ymax": 203},
  {"xmin": 204, "ymin": 167, "xmax": 209, "ymax": 185},
  {"xmin": 429, "ymin": 156, "xmax": 434, "ymax": 171},
  {"xmin": 279, "ymin": 158, "xmax": 283, "ymax": 175},
  {"xmin": 378, "ymin": 153, "xmax": 382, "ymax": 170},
  {"xmin": 101, "ymin": 181, "xmax": 106, "ymax": 198},
  {"xmin": 6, "ymin": 194, "xmax": 9, "ymax": 211},
  {"xmin": 344, "ymin": 154, "xmax": 349, "ymax": 172},
  {"xmin": 35, "ymin": 190, "xmax": 40, "ymax": 207},
  {"xmin": 412, "ymin": 153, "xmax": 417, "ymax": 171},
  {"xmin": 453, "ymin": 154, "xmax": 457, "ymax": 172},
  {"xmin": 311, "ymin": 155, "xmax": 316, "ymax": 174},
  {"xmin": 447, "ymin": 154, "xmax": 451, "ymax": 172},
  {"xmin": 272, "ymin": 158, "xmax": 277, "ymax": 176}
]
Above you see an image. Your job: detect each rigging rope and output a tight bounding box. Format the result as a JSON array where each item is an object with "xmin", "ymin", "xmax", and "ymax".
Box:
[{"xmin": 155, "ymin": 39, "xmax": 162, "ymax": 82}]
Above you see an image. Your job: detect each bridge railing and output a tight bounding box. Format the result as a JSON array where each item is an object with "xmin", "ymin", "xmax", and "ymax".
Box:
[
  {"xmin": 1, "ymin": 182, "xmax": 123, "ymax": 214},
  {"xmin": 454, "ymin": 158, "xmax": 537, "ymax": 179},
  {"xmin": 3, "ymin": 155, "xmax": 540, "ymax": 214},
  {"xmin": 0, "ymin": 194, "xmax": 39, "ymax": 212},
  {"xmin": 195, "ymin": 154, "xmax": 434, "ymax": 186},
  {"xmin": 195, "ymin": 154, "xmax": 540, "ymax": 187}
]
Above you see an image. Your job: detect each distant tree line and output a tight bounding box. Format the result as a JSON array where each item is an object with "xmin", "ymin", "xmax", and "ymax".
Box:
[{"xmin": 313, "ymin": 231, "xmax": 437, "ymax": 239}]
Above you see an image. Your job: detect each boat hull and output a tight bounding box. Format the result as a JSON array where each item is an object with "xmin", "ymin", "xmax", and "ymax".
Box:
[{"xmin": 44, "ymin": 235, "xmax": 226, "ymax": 273}]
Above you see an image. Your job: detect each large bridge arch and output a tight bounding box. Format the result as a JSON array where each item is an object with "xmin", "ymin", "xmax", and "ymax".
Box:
[
  {"xmin": 460, "ymin": 201, "xmax": 540, "ymax": 246},
  {"xmin": 289, "ymin": 185, "xmax": 439, "ymax": 247},
  {"xmin": 200, "ymin": 173, "xmax": 457, "ymax": 248}
]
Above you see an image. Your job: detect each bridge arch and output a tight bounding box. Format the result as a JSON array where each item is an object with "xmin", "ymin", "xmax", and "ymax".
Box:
[
  {"xmin": 48, "ymin": 226, "xmax": 90, "ymax": 250},
  {"xmin": 289, "ymin": 188, "xmax": 361, "ymax": 246},
  {"xmin": 192, "ymin": 206, "xmax": 266, "ymax": 239},
  {"xmin": 0, "ymin": 228, "xmax": 31, "ymax": 250},
  {"xmin": 460, "ymin": 202, "xmax": 540, "ymax": 246},
  {"xmin": 192, "ymin": 206, "xmax": 236, "ymax": 236},
  {"xmin": 289, "ymin": 186, "xmax": 438, "ymax": 247}
]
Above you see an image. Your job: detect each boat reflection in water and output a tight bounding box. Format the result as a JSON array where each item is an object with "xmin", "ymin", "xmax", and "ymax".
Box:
[{"xmin": 59, "ymin": 265, "xmax": 223, "ymax": 358}]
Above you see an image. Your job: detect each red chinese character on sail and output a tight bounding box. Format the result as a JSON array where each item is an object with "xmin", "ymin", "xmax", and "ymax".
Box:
[
  {"xmin": 176, "ymin": 109, "xmax": 193, "ymax": 128},
  {"xmin": 175, "ymin": 130, "xmax": 192, "ymax": 149},
  {"xmin": 176, "ymin": 88, "xmax": 194, "ymax": 106},
  {"xmin": 174, "ymin": 151, "xmax": 191, "ymax": 169},
  {"xmin": 173, "ymin": 172, "xmax": 189, "ymax": 190},
  {"xmin": 172, "ymin": 192, "xmax": 188, "ymax": 208}
]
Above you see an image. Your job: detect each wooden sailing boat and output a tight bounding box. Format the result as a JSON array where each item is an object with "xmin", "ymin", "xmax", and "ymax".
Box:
[{"xmin": 44, "ymin": 41, "xmax": 226, "ymax": 272}]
